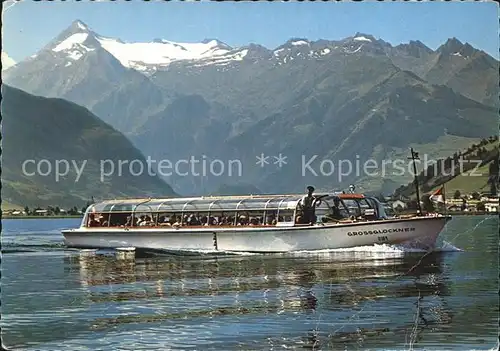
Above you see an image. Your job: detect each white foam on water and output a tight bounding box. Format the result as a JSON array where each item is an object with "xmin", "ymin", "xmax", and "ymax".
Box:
[
  {"xmin": 292, "ymin": 244, "xmax": 423, "ymax": 256},
  {"xmin": 139, "ymin": 242, "xmax": 463, "ymax": 257},
  {"xmin": 434, "ymin": 240, "xmax": 463, "ymax": 252}
]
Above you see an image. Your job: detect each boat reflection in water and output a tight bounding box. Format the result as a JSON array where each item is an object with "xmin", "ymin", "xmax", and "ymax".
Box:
[{"xmin": 68, "ymin": 247, "xmax": 454, "ymax": 349}]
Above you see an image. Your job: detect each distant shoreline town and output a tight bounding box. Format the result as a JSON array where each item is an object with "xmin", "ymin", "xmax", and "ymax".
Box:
[
  {"xmin": 386, "ymin": 191, "xmax": 498, "ymax": 216},
  {"xmin": 3, "ymin": 205, "xmax": 85, "ymax": 218}
]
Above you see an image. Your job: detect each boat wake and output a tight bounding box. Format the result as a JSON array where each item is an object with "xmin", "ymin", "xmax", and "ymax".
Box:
[
  {"xmin": 141, "ymin": 240, "xmax": 463, "ymax": 258},
  {"xmin": 2, "ymin": 239, "xmax": 462, "ymax": 257},
  {"xmin": 242, "ymin": 240, "xmax": 461, "ymax": 255}
]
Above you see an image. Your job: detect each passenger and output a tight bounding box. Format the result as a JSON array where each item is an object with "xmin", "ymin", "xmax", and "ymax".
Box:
[
  {"xmin": 100, "ymin": 214, "xmax": 109, "ymax": 227},
  {"xmin": 88, "ymin": 213, "xmax": 99, "ymax": 227},
  {"xmin": 331, "ymin": 197, "xmax": 344, "ymax": 219},
  {"xmin": 125, "ymin": 216, "xmax": 133, "ymax": 226},
  {"xmin": 192, "ymin": 214, "xmax": 202, "ymax": 225},
  {"xmin": 200, "ymin": 215, "xmax": 208, "ymax": 226},
  {"xmin": 170, "ymin": 215, "xmax": 178, "ymax": 225},
  {"xmin": 238, "ymin": 215, "xmax": 248, "ymax": 226},
  {"xmin": 160, "ymin": 217, "xmax": 171, "ymax": 226},
  {"xmin": 222, "ymin": 216, "xmax": 232, "ymax": 225},
  {"xmin": 138, "ymin": 215, "xmax": 148, "ymax": 226}
]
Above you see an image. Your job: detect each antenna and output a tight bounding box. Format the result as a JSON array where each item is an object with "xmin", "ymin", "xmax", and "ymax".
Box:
[{"xmin": 408, "ymin": 148, "xmax": 422, "ymax": 216}]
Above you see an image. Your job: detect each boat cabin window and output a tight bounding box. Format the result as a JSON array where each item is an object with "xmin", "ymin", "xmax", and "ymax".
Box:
[
  {"xmin": 157, "ymin": 213, "xmax": 180, "ymax": 226},
  {"xmin": 318, "ymin": 195, "xmax": 382, "ymax": 222},
  {"xmin": 277, "ymin": 210, "xmax": 294, "ymax": 223},
  {"xmin": 310, "ymin": 198, "xmax": 331, "ymax": 224},
  {"xmin": 82, "ymin": 195, "xmax": 309, "ymax": 228},
  {"xmin": 342, "ymin": 199, "xmax": 361, "ymax": 217}
]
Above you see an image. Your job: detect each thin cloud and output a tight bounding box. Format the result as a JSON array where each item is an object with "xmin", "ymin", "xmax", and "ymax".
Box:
[{"xmin": 2, "ymin": 52, "xmax": 16, "ymax": 70}]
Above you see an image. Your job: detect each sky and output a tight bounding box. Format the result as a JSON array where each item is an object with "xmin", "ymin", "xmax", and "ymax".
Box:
[{"xmin": 2, "ymin": 0, "xmax": 499, "ymax": 63}]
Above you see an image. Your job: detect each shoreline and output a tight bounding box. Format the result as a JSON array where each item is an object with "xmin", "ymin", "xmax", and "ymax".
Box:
[
  {"xmin": 437, "ymin": 211, "xmax": 497, "ymax": 216},
  {"xmin": 396, "ymin": 210, "xmax": 497, "ymax": 216}
]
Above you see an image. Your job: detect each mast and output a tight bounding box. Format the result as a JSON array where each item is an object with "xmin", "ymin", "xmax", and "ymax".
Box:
[
  {"xmin": 409, "ymin": 148, "xmax": 422, "ymax": 215},
  {"xmin": 443, "ymin": 183, "xmax": 447, "ymax": 216}
]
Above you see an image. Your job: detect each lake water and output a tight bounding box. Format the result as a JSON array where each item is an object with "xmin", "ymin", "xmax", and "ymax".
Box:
[{"xmin": 1, "ymin": 216, "xmax": 498, "ymax": 350}]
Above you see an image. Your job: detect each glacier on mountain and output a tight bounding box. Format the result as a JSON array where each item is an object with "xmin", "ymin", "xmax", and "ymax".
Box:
[
  {"xmin": 52, "ymin": 33, "xmax": 90, "ymax": 52},
  {"xmin": 96, "ymin": 37, "xmax": 232, "ymax": 68},
  {"xmin": 353, "ymin": 36, "xmax": 372, "ymax": 42}
]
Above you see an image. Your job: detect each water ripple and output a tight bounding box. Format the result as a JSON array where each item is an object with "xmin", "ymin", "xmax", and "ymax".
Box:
[{"xmin": 1, "ymin": 216, "xmax": 498, "ymax": 350}]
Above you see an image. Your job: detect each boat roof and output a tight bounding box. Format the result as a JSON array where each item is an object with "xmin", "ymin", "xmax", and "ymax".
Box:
[
  {"xmin": 89, "ymin": 194, "xmax": 303, "ymax": 213},
  {"xmin": 87, "ymin": 193, "xmax": 367, "ymax": 213}
]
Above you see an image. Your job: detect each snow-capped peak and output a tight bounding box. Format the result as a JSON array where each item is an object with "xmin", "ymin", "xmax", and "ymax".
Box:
[
  {"xmin": 291, "ymin": 40, "xmax": 309, "ymax": 46},
  {"xmin": 95, "ymin": 36, "xmax": 233, "ymax": 69},
  {"xmin": 353, "ymin": 36, "xmax": 372, "ymax": 42},
  {"xmin": 53, "ymin": 33, "xmax": 90, "ymax": 52},
  {"xmin": 75, "ymin": 20, "xmax": 89, "ymax": 31},
  {"xmin": 45, "ymin": 20, "xmax": 242, "ymax": 70},
  {"xmin": 351, "ymin": 33, "xmax": 378, "ymax": 43},
  {"xmin": 63, "ymin": 19, "xmax": 92, "ymax": 36}
]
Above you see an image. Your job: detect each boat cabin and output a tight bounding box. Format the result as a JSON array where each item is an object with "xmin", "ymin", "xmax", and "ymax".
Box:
[{"xmin": 81, "ymin": 193, "xmax": 388, "ymax": 228}]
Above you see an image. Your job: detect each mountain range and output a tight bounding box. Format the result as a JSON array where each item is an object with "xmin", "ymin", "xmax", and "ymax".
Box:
[
  {"xmin": 1, "ymin": 85, "xmax": 176, "ymax": 208},
  {"xmin": 4, "ymin": 20, "xmax": 498, "ymax": 196}
]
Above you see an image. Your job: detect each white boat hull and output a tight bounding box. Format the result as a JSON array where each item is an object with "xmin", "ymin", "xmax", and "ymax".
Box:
[{"xmin": 62, "ymin": 216, "xmax": 450, "ymax": 253}]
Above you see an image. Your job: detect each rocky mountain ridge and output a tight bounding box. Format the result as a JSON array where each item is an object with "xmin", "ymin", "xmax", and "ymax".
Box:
[{"xmin": 4, "ymin": 20, "xmax": 498, "ymax": 196}]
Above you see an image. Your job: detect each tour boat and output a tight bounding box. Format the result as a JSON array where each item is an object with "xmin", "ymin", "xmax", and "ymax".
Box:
[{"xmin": 62, "ymin": 191, "xmax": 451, "ymax": 253}]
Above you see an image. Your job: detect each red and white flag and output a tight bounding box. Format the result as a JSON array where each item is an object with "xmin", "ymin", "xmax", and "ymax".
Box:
[{"xmin": 429, "ymin": 186, "xmax": 445, "ymax": 203}]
